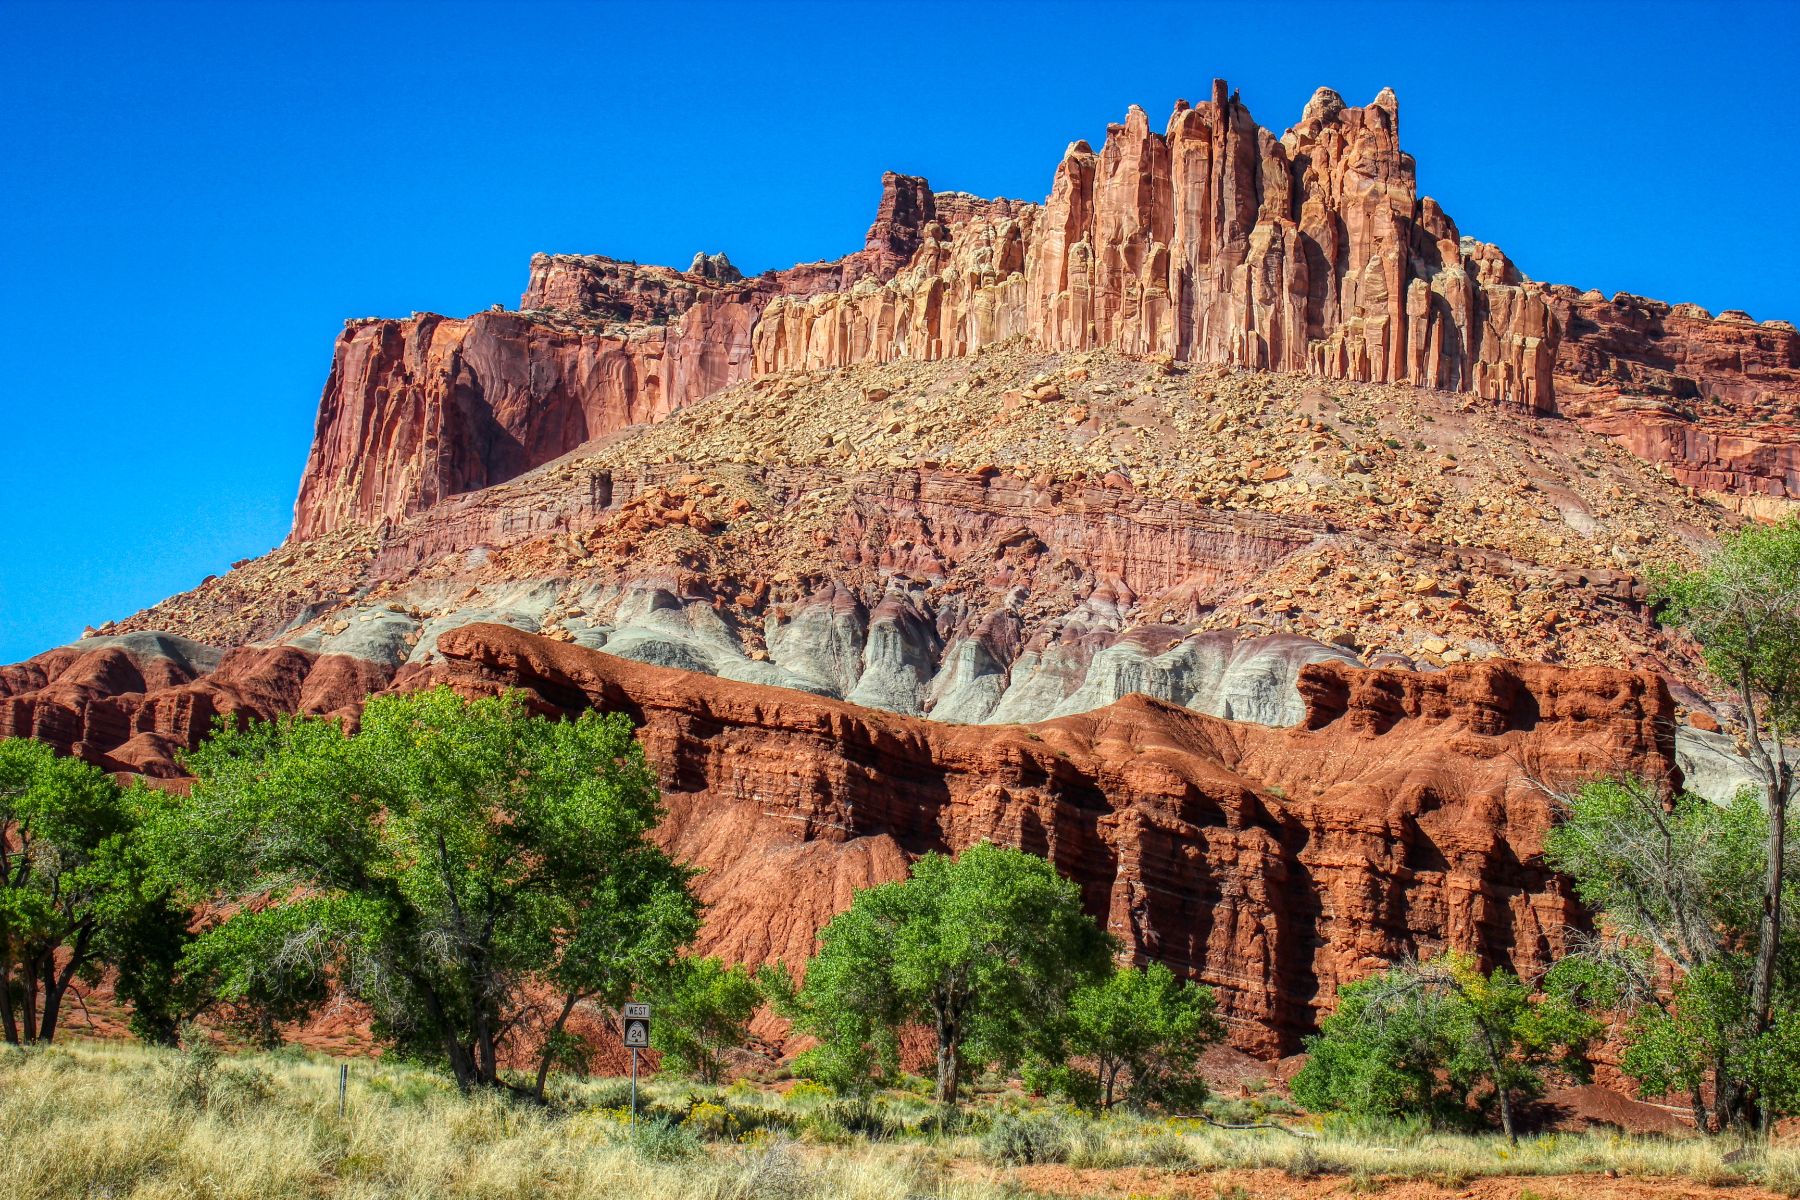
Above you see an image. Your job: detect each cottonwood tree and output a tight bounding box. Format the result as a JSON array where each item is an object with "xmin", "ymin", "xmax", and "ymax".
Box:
[
  {"xmin": 1292, "ymin": 953, "xmax": 1598, "ymax": 1142},
  {"xmin": 0, "ymin": 739, "xmax": 183, "ymax": 1045},
  {"xmin": 647, "ymin": 955, "xmax": 773, "ymax": 1084},
  {"xmin": 1033, "ymin": 961, "xmax": 1223, "ymax": 1112},
  {"xmin": 1653, "ymin": 516, "xmax": 1800, "ymax": 1129},
  {"xmin": 165, "ymin": 687, "xmax": 700, "ymax": 1098},
  {"xmin": 789, "ymin": 842, "xmax": 1114, "ymax": 1108},
  {"xmin": 1545, "ymin": 776, "xmax": 1798, "ymax": 1130}
]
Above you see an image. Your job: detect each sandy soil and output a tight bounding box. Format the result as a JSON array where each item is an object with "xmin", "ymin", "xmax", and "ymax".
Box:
[{"xmin": 1002, "ymin": 1164, "xmax": 1781, "ymax": 1199}]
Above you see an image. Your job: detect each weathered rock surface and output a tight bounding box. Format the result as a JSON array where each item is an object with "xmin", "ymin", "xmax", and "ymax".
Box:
[
  {"xmin": 420, "ymin": 624, "xmax": 1676, "ymax": 1054},
  {"xmin": 292, "ymin": 171, "xmax": 946, "ymax": 539},
  {"xmin": 290, "ymin": 84, "xmax": 1798, "ymax": 539},
  {"xmin": 0, "ymin": 634, "xmax": 385, "ymax": 777}
]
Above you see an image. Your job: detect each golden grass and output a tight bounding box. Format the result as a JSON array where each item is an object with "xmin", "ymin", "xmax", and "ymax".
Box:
[{"xmin": 2, "ymin": 1041, "xmax": 1795, "ymax": 1200}]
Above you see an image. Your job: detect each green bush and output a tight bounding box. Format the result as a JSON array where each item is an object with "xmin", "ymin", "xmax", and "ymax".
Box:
[
  {"xmin": 808, "ymin": 1097, "xmax": 900, "ymax": 1139},
  {"xmin": 981, "ymin": 1111, "xmax": 1074, "ymax": 1165},
  {"xmin": 630, "ymin": 1116, "xmax": 704, "ymax": 1162}
]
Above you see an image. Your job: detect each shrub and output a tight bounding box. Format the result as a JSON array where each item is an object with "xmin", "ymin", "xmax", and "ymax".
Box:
[
  {"xmin": 982, "ymin": 1111, "xmax": 1074, "ymax": 1165},
  {"xmin": 631, "ymin": 1115, "xmax": 704, "ymax": 1162}
]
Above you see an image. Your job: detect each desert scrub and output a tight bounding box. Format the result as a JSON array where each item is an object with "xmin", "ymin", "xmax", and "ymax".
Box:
[
  {"xmin": 982, "ymin": 1110, "xmax": 1077, "ymax": 1165},
  {"xmin": 0, "ymin": 1043, "xmax": 979, "ymax": 1200},
  {"xmin": 0, "ymin": 1040, "xmax": 1788, "ymax": 1199}
]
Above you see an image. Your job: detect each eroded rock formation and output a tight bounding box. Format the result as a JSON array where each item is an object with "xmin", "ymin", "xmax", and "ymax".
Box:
[
  {"xmin": 9, "ymin": 81, "xmax": 1788, "ymax": 1066},
  {"xmin": 290, "ymin": 83, "xmax": 1798, "ymax": 540},
  {"xmin": 421, "ymin": 624, "xmax": 1675, "ymax": 1054}
]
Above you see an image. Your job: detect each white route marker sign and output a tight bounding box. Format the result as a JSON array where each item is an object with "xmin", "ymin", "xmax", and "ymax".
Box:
[{"xmin": 621, "ymin": 1002, "xmax": 651, "ymax": 1048}]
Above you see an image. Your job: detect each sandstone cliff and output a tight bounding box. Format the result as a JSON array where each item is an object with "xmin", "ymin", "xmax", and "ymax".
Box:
[
  {"xmin": 1, "ymin": 620, "xmax": 1683, "ymax": 1055},
  {"xmin": 290, "ymin": 83, "xmax": 1798, "ymax": 539},
  {"xmin": 423, "ymin": 624, "xmax": 1675, "ymax": 1054},
  {"xmin": 11, "ymin": 81, "xmax": 1786, "ymax": 1067}
]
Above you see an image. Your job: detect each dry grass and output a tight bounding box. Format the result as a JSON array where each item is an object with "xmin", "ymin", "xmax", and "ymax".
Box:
[{"xmin": 3, "ymin": 1041, "xmax": 1797, "ymax": 1200}]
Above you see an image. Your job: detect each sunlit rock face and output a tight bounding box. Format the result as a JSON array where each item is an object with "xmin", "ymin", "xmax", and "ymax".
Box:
[{"xmin": 290, "ymin": 84, "xmax": 1800, "ymax": 541}]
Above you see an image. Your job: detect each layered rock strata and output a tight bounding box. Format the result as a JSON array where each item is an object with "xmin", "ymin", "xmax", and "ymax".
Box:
[
  {"xmin": 291, "ymin": 84, "xmax": 1798, "ymax": 539},
  {"xmin": 422, "ymin": 623, "xmax": 1676, "ymax": 1054}
]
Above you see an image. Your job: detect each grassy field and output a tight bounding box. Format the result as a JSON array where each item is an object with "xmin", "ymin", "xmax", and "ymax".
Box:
[{"xmin": 3, "ymin": 1040, "xmax": 1798, "ymax": 1200}]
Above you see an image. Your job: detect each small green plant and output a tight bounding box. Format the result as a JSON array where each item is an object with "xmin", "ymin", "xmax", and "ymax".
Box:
[
  {"xmin": 164, "ymin": 1020, "xmax": 220, "ymax": 1110},
  {"xmin": 163, "ymin": 1020, "xmax": 271, "ymax": 1113},
  {"xmin": 981, "ymin": 1111, "xmax": 1074, "ymax": 1165},
  {"xmin": 631, "ymin": 1116, "xmax": 704, "ymax": 1162}
]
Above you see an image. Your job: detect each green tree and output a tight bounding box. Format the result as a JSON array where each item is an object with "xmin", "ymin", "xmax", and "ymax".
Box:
[
  {"xmin": 0, "ymin": 739, "xmax": 182, "ymax": 1045},
  {"xmin": 1545, "ymin": 776, "xmax": 1799, "ymax": 1130},
  {"xmin": 1034, "ymin": 961, "xmax": 1223, "ymax": 1112},
  {"xmin": 646, "ymin": 955, "xmax": 771, "ymax": 1084},
  {"xmin": 163, "ymin": 687, "xmax": 701, "ymax": 1098},
  {"xmin": 789, "ymin": 842, "xmax": 1114, "ymax": 1107},
  {"xmin": 1292, "ymin": 954, "xmax": 1598, "ymax": 1141},
  {"xmin": 1653, "ymin": 515, "xmax": 1800, "ymax": 1128}
]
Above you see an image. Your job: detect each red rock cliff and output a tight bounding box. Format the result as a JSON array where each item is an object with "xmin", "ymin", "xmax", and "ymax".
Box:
[
  {"xmin": 0, "ymin": 612, "xmax": 1680, "ymax": 1055},
  {"xmin": 422, "ymin": 624, "xmax": 1677, "ymax": 1054},
  {"xmin": 290, "ymin": 83, "xmax": 1800, "ymax": 540}
]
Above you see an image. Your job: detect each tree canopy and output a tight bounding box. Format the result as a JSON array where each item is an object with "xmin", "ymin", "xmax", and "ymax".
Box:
[
  {"xmin": 163, "ymin": 686, "xmax": 700, "ymax": 1097},
  {"xmin": 1292, "ymin": 953, "xmax": 1598, "ymax": 1141},
  {"xmin": 788, "ymin": 841, "xmax": 1115, "ymax": 1107},
  {"xmin": 1546, "ymin": 777, "xmax": 1800, "ymax": 1131},
  {"xmin": 0, "ymin": 738, "xmax": 182, "ymax": 1045},
  {"xmin": 647, "ymin": 955, "xmax": 770, "ymax": 1084},
  {"xmin": 1033, "ymin": 961, "xmax": 1223, "ymax": 1112},
  {"xmin": 1653, "ymin": 514, "xmax": 1800, "ymax": 1129}
]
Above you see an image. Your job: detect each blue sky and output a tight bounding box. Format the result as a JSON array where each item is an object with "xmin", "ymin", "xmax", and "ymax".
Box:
[{"xmin": 3, "ymin": 0, "xmax": 1797, "ymax": 663}]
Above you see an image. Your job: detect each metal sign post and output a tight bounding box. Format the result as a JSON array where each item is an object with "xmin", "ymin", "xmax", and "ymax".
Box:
[
  {"xmin": 337, "ymin": 1062, "xmax": 347, "ymax": 1117},
  {"xmin": 622, "ymin": 1002, "xmax": 651, "ymax": 1126}
]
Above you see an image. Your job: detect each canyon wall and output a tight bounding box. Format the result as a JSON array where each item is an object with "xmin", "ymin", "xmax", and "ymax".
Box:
[
  {"xmin": 289, "ymin": 171, "xmax": 950, "ymax": 540},
  {"xmin": 5, "ymin": 623, "xmax": 1679, "ymax": 1054},
  {"xmin": 422, "ymin": 624, "xmax": 1675, "ymax": 1054}
]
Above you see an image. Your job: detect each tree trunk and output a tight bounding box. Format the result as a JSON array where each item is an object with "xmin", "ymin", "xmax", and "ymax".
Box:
[
  {"xmin": 1739, "ymin": 663, "xmax": 1789, "ymax": 1071},
  {"xmin": 38, "ymin": 980, "xmax": 61, "ymax": 1043},
  {"xmin": 442, "ymin": 1034, "xmax": 480, "ymax": 1093},
  {"xmin": 38, "ymin": 925, "xmax": 92, "ymax": 1045},
  {"xmin": 531, "ymin": 994, "xmax": 581, "ymax": 1102},
  {"xmin": 1474, "ymin": 1017, "xmax": 1517, "ymax": 1144},
  {"xmin": 0, "ymin": 963, "xmax": 17, "ymax": 1045},
  {"xmin": 934, "ymin": 1000, "xmax": 962, "ymax": 1108},
  {"xmin": 1749, "ymin": 768, "xmax": 1788, "ymax": 1044},
  {"xmin": 19, "ymin": 960, "xmax": 37, "ymax": 1043},
  {"xmin": 1712, "ymin": 1050, "xmax": 1744, "ymax": 1133}
]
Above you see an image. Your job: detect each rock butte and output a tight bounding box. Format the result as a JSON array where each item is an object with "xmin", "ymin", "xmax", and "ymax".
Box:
[
  {"xmin": 6, "ymin": 81, "xmax": 1794, "ymax": 1060},
  {"xmin": 293, "ymin": 81, "xmax": 1798, "ymax": 541}
]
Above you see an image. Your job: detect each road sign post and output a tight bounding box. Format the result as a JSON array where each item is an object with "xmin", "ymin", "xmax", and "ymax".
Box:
[{"xmin": 622, "ymin": 1003, "xmax": 651, "ymax": 1126}]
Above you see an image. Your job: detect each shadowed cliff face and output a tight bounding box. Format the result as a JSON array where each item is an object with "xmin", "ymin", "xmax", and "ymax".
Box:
[{"xmin": 290, "ymin": 83, "xmax": 1798, "ymax": 541}]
